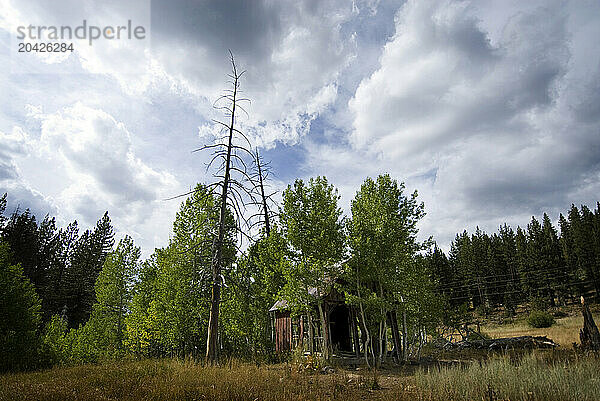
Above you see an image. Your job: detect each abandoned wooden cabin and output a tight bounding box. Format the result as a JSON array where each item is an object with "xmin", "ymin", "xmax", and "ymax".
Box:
[{"xmin": 269, "ymin": 284, "xmax": 361, "ymax": 356}]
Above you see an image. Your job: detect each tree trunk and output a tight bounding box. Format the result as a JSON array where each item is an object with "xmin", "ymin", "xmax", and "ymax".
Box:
[
  {"xmin": 299, "ymin": 315, "xmax": 304, "ymax": 349},
  {"xmin": 402, "ymin": 309, "xmax": 408, "ymax": 361},
  {"xmin": 580, "ymin": 296, "xmax": 600, "ymax": 350},
  {"xmin": 351, "ymin": 308, "xmax": 360, "ymax": 357},
  {"xmin": 318, "ymin": 301, "xmax": 330, "ymax": 359},
  {"xmin": 378, "ymin": 318, "xmax": 387, "ymax": 367},
  {"xmin": 307, "ymin": 311, "xmax": 314, "ymax": 354},
  {"xmin": 377, "ymin": 282, "xmax": 385, "ymax": 367},
  {"xmin": 358, "ymin": 301, "xmax": 372, "ymax": 368},
  {"xmin": 206, "ymin": 61, "xmax": 239, "ymax": 364},
  {"xmin": 389, "ymin": 311, "xmax": 402, "ymax": 363}
]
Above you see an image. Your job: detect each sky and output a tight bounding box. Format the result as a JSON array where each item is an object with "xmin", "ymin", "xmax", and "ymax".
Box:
[{"xmin": 1, "ymin": 0, "xmax": 599, "ymax": 257}]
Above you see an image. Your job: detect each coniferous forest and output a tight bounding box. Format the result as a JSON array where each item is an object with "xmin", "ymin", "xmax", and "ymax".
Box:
[{"xmin": 428, "ymin": 205, "xmax": 600, "ymax": 316}]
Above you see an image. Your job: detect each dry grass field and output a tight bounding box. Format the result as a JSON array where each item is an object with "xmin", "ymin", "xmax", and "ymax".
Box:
[
  {"xmin": 2, "ymin": 305, "xmax": 599, "ymax": 401},
  {"xmin": 481, "ymin": 305, "xmax": 600, "ymax": 347},
  {"xmin": 2, "ymin": 352, "xmax": 599, "ymax": 401}
]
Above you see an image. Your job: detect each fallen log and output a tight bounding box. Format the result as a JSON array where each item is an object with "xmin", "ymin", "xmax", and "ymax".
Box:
[{"xmin": 434, "ymin": 335, "xmax": 558, "ymax": 351}]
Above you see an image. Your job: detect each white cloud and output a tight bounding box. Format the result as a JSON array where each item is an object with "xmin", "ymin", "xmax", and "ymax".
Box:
[
  {"xmin": 312, "ymin": 0, "xmax": 600, "ymax": 248},
  {"xmin": 2, "ymin": 103, "xmax": 181, "ymax": 255},
  {"xmin": 2, "ymin": 0, "xmax": 600, "ymax": 256}
]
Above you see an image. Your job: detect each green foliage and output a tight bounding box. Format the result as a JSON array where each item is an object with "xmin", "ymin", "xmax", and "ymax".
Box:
[
  {"xmin": 125, "ymin": 184, "xmax": 234, "ymax": 359},
  {"xmin": 220, "ymin": 227, "xmax": 288, "ymax": 360},
  {"xmin": 280, "ymin": 177, "xmax": 345, "ymax": 313},
  {"xmin": 125, "ymin": 256, "xmax": 159, "ymax": 356},
  {"xmin": 0, "ymin": 241, "xmax": 43, "ymax": 372},
  {"xmin": 527, "ymin": 310, "xmax": 555, "ymax": 328},
  {"xmin": 65, "ymin": 212, "xmax": 115, "ymax": 328},
  {"xmin": 346, "ymin": 174, "xmax": 430, "ymax": 363},
  {"xmin": 39, "ymin": 236, "xmax": 141, "ymax": 365},
  {"xmin": 281, "ymin": 176, "xmax": 345, "ymax": 262},
  {"xmin": 0, "ymin": 192, "xmax": 7, "ymax": 229},
  {"xmin": 41, "ymin": 314, "xmax": 69, "ymax": 365},
  {"xmin": 85, "ymin": 235, "xmax": 140, "ymax": 359}
]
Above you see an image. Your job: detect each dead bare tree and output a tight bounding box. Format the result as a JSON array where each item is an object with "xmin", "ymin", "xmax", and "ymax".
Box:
[
  {"xmin": 200, "ymin": 52, "xmax": 258, "ymax": 363},
  {"xmin": 166, "ymin": 52, "xmax": 276, "ymax": 363},
  {"xmin": 248, "ymin": 149, "xmax": 278, "ymax": 237}
]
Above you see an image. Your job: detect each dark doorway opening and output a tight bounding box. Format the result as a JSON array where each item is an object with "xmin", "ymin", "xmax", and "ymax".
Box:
[{"xmin": 329, "ymin": 304, "xmax": 352, "ymax": 352}]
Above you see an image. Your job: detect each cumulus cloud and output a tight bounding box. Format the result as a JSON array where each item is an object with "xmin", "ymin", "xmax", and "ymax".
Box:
[
  {"xmin": 2, "ymin": 0, "xmax": 600, "ymax": 255},
  {"xmin": 1, "ymin": 103, "xmax": 181, "ymax": 254},
  {"xmin": 349, "ymin": 0, "xmax": 568, "ymax": 157},
  {"xmin": 0, "ymin": 126, "xmax": 58, "ymax": 217},
  {"xmin": 317, "ymin": 0, "xmax": 600, "ymax": 247}
]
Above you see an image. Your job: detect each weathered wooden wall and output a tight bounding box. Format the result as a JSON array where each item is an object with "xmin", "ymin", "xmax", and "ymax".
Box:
[{"xmin": 274, "ymin": 311, "xmax": 292, "ymax": 353}]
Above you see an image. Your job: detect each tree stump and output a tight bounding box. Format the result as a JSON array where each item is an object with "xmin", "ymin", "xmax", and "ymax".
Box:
[{"xmin": 579, "ymin": 296, "xmax": 600, "ymax": 351}]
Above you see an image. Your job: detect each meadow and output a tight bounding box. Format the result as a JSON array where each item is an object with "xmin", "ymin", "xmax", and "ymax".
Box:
[
  {"xmin": 2, "ymin": 350, "xmax": 599, "ymax": 401},
  {"xmin": 481, "ymin": 304, "xmax": 600, "ymax": 347},
  {"xmin": 3, "ymin": 305, "xmax": 599, "ymax": 401}
]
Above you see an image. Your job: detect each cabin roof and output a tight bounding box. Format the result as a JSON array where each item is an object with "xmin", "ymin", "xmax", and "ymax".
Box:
[
  {"xmin": 268, "ymin": 299, "xmax": 289, "ymax": 312},
  {"xmin": 268, "ymin": 260, "xmax": 349, "ymax": 312},
  {"xmin": 268, "ymin": 287, "xmax": 320, "ymax": 312}
]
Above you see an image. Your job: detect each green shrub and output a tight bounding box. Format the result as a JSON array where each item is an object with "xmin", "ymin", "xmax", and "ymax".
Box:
[
  {"xmin": 41, "ymin": 315, "xmax": 69, "ymax": 365},
  {"xmin": 527, "ymin": 310, "xmax": 555, "ymax": 328},
  {"xmin": 0, "ymin": 242, "xmax": 43, "ymax": 372}
]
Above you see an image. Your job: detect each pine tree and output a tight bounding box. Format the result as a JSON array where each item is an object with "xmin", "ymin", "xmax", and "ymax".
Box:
[
  {"xmin": 45, "ymin": 221, "xmax": 79, "ymax": 319},
  {"xmin": 448, "ymin": 231, "xmax": 473, "ymax": 307},
  {"xmin": 2, "ymin": 209, "xmax": 41, "ymax": 288},
  {"xmin": 470, "ymin": 228, "xmax": 489, "ymax": 308},
  {"xmin": 559, "ymin": 212, "xmax": 577, "ymax": 298},
  {"xmin": 515, "ymin": 226, "xmax": 530, "ymax": 300},
  {"xmin": 525, "ymin": 216, "xmax": 547, "ymax": 306},
  {"xmin": 0, "ymin": 193, "xmax": 7, "ymax": 232},
  {"xmin": 64, "ymin": 213, "xmax": 114, "ymax": 328},
  {"xmin": 540, "ymin": 213, "xmax": 566, "ymax": 305},
  {"xmin": 498, "ymin": 224, "xmax": 519, "ymax": 314},
  {"xmin": 570, "ymin": 205, "xmax": 600, "ymax": 299},
  {"xmin": 36, "ymin": 215, "xmax": 61, "ymax": 319}
]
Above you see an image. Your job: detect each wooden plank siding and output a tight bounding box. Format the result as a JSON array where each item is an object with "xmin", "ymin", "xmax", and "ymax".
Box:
[{"xmin": 274, "ymin": 311, "xmax": 292, "ymax": 353}]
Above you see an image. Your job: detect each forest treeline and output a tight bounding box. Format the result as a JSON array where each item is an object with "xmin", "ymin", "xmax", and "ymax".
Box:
[
  {"xmin": 0, "ymin": 176, "xmax": 435, "ymax": 371},
  {"xmin": 427, "ymin": 204, "xmax": 600, "ymax": 317},
  {"xmin": 1, "ymin": 184, "xmax": 600, "ymax": 372}
]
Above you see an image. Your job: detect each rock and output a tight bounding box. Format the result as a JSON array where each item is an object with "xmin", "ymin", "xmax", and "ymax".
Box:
[{"xmin": 321, "ymin": 366, "xmax": 335, "ymax": 374}]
